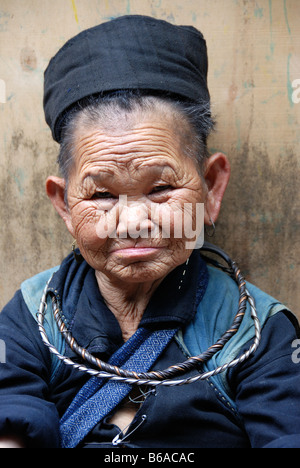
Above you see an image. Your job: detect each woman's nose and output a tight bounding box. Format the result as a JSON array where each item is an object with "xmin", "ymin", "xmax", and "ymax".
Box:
[{"xmin": 116, "ymin": 199, "xmax": 153, "ymax": 239}]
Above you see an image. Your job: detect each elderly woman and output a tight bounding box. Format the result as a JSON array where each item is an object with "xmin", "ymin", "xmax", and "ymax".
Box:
[{"xmin": 0, "ymin": 15, "xmax": 300, "ymax": 449}]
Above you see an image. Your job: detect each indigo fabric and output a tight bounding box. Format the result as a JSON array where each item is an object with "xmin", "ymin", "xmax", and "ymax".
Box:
[
  {"xmin": 43, "ymin": 15, "xmax": 209, "ymax": 142},
  {"xmin": 1, "ymin": 250, "xmax": 300, "ymax": 447},
  {"xmin": 60, "ymin": 327, "xmax": 177, "ymax": 448}
]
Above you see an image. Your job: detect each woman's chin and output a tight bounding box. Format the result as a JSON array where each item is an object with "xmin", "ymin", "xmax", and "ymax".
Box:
[{"xmin": 102, "ymin": 254, "xmax": 173, "ymax": 284}]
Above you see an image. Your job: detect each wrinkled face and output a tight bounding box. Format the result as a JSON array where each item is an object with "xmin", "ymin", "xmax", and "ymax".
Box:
[{"xmin": 66, "ymin": 108, "xmax": 206, "ymax": 285}]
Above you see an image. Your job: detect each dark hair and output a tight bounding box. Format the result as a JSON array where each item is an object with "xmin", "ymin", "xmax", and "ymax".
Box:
[{"xmin": 57, "ymin": 90, "xmax": 215, "ymax": 186}]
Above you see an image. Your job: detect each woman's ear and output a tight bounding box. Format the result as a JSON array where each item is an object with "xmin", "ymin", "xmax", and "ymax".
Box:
[
  {"xmin": 203, "ymin": 152, "xmax": 230, "ymax": 225},
  {"xmin": 45, "ymin": 176, "xmax": 75, "ymax": 237}
]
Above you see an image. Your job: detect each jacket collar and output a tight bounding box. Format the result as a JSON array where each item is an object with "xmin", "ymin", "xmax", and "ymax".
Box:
[{"xmin": 49, "ymin": 250, "xmax": 208, "ymax": 358}]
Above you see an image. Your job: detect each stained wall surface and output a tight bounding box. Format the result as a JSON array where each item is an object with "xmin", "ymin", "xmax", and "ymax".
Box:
[{"xmin": 0, "ymin": 0, "xmax": 299, "ymax": 316}]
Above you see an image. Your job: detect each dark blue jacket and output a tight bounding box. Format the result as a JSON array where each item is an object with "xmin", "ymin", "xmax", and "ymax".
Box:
[{"xmin": 0, "ymin": 250, "xmax": 300, "ymax": 448}]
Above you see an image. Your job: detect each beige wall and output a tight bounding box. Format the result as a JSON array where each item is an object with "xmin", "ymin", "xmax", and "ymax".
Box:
[{"xmin": 0, "ymin": 0, "xmax": 299, "ymax": 317}]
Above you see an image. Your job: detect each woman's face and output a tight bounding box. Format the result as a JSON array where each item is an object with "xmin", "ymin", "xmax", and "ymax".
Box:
[{"xmin": 65, "ymin": 108, "xmax": 206, "ymax": 285}]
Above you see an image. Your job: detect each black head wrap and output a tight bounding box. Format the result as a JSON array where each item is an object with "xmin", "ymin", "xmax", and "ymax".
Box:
[{"xmin": 43, "ymin": 15, "xmax": 210, "ymax": 143}]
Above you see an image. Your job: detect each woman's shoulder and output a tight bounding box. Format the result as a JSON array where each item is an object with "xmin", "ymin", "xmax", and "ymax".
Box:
[
  {"xmin": 205, "ymin": 264, "xmax": 290, "ymax": 323},
  {"xmin": 185, "ymin": 263, "xmax": 293, "ymax": 359},
  {"xmin": 21, "ymin": 266, "xmax": 60, "ymax": 316}
]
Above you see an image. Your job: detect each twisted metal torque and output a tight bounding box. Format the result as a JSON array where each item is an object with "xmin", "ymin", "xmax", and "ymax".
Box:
[{"xmin": 37, "ymin": 244, "xmax": 261, "ymax": 387}]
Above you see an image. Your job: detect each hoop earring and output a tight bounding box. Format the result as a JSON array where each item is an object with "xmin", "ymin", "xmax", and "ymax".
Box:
[
  {"xmin": 205, "ymin": 218, "xmax": 216, "ymax": 237},
  {"xmin": 72, "ymin": 240, "xmax": 84, "ymax": 264}
]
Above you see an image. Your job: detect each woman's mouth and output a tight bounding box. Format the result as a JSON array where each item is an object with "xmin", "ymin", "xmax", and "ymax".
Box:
[{"xmin": 110, "ymin": 245, "xmax": 164, "ymax": 260}]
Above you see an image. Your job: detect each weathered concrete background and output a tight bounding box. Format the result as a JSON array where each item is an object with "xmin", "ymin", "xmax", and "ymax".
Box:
[{"xmin": 0, "ymin": 0, "xmax": 299, "ymax": 316}]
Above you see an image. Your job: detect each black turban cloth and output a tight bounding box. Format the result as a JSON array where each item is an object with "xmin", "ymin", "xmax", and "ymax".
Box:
[{"xmin": 43, "ymin": 15, "xmax": 210, "ymax": 143}]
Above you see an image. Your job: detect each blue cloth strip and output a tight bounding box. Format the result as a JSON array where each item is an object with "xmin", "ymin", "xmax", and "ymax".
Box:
[{"xmin": 60, "ymin": 327, "xmax": 177, "ymax": 448}]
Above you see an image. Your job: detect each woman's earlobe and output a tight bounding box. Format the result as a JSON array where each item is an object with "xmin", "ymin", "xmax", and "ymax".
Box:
[{"xmin": 203, "ymin": 152, "xmax": 230, "ymax": 224}]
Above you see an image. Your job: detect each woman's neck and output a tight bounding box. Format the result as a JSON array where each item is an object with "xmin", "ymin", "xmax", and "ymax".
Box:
[{"xmin": 95, "ymin": 271, "xmax": 164, "ymax": 341}]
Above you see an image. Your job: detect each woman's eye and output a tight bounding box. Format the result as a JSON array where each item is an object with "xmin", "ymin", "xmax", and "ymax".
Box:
[
  {"xmin": 91, "ymin": 192, "xmax": 115, "ymax": 200},
  {"xmin": 150, "ymin": 185, "xmax": 171, "ymax": 194}
]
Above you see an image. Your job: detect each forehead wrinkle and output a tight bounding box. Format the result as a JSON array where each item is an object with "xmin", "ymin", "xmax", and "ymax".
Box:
[
  {"xmin": 74, "ymin": 130, "xmax": 185, "ymax": 183},
  {"xmin": 75, "ymin": 116, "xmax": 183, "ymax": 151}
]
